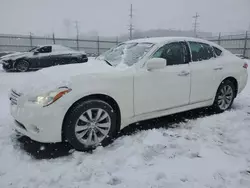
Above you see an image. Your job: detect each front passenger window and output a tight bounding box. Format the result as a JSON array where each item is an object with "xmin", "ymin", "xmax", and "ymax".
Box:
[
  {"xmin": 152, "ymin": 42, "xmax": 188, "ymax": 66},
  {"xmin": 152, "ymin": 47, "xmax": 164, "ymax": 58},
  {"xmin": 39, "ymin": 46, "xmax": 52, "ymax": 53}
]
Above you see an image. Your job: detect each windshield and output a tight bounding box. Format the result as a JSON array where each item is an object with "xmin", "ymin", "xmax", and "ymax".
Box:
[{"xmin": 98, "ymin": 42, "xmax": 154, "ymax": 66}]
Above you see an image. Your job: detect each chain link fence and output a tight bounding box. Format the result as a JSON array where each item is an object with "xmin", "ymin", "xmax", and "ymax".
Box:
[
  {"xmin": 0, "ymin": 32, "xmax": 249, "ymax": 58},
  {"xmin": 204, "ymin": 31, "xmax": 250, "ymax": 58},
  {"xmin": 0, "ymin": 34, "xmax": 119, "ymax": 57}
]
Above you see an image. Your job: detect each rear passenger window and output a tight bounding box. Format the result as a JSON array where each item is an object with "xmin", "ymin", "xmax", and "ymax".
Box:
[
  {"xmin": 201, "ymin": 43, "xmax": 214, "ymax": 59},
  {"xmin": 189, "ymin": 42, "xmax": 214, "ymax": 62},
  {"xmin": 213, "ymin": 46, "xmax": 222, "ymax": 57}
]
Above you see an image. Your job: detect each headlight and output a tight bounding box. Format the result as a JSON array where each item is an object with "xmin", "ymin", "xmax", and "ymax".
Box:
[{"xmin": 29, "ymin": 87, "xmax": 71, "ymax": 107}]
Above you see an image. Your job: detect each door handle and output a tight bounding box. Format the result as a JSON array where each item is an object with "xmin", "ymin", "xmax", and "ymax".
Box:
[
  {"xmin": 178, "ymin": 71, "xmax": 190, "ymax": 76},
  {"xmin": 214, "ymin": 67, "xmax": 223, "ymax": 71}
]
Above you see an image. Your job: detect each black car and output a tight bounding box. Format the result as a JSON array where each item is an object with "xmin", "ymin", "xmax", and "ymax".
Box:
[
  {"xmin": 0, "ymin": 45, "xmax": 88, "ymax": 72},
  {"xmin": 235, "ymin": 54, "xmax": 249, "ymax": 59}
]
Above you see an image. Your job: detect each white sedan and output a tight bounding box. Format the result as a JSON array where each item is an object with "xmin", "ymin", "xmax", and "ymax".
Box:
[{"xmin": 10, "ymin": 37, "xmax": 248, "ymax": 151}]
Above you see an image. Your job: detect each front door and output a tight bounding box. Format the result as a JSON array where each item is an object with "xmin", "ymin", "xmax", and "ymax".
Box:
[
  {"xmin": 134, "ymin": 41, "xmax": 191, "ymax": 115},
  {"xmin": 37, "ymin": 46, "xmax": 53, "ymax": 68}
]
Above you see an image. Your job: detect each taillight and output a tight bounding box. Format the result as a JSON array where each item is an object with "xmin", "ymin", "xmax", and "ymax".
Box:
[{"xmin": 243, "ymin": 63, "xmax": 248, "ymax": 69}]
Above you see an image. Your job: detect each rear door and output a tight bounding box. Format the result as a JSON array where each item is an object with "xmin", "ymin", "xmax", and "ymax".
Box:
[
  {"xmin": 188, "ymin": 41, "xmax": 223, "ymax": 103},
  {"xmin": 50, "ymin": 46, "xmax": 75, "ymax": 65}
]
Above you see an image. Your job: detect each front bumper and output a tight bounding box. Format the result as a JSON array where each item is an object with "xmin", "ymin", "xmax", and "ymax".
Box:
[
  {"xmin": 82, "ymin": 56, "xmax": 88, "ymax": 62},
  {"xmin": 2, "ymin": 61, "xmax": 14, "ymax": 71},
  {"xmin": 10, "ymin": 99, "xmax": 65, "ymax": 143}
]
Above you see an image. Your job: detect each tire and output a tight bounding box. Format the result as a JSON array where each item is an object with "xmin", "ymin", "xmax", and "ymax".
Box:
[
  {"xmin": 63, "ymin": 100, "xmax": 118, "ymax": 151},
  {"xmin": 15, "ymin": 60, "xmax": 29, "ymax": 72},
  {"xmin": 212, "ymin": 80, "xmax": 236, "ymax": 112}
]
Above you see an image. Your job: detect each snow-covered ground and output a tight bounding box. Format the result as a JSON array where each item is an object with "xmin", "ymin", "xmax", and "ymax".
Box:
[{"xmin": 0, "ymin": 64, "xmax": 250, "ymax": 188}]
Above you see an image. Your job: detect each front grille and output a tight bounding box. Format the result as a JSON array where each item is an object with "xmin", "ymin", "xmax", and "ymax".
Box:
[{"xmin": 10, "ymin": 89, "xmax": 22, "ymax": 105}]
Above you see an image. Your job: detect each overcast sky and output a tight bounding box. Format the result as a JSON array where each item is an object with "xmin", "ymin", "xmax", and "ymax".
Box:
[{"xmin": 0, "ymin": 0, "xmax": 250, "ymax": 37}]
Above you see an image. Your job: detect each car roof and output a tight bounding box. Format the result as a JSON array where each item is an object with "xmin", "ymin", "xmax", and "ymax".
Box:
[{"xmin": 124, "ymin": 37, "xmax": 221, "ymax": 48}]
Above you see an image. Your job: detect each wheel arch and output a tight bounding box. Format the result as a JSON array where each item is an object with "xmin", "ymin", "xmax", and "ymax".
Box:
[
  {"xmin": 212, "ymin": 76, "xmax": 238, "ymax": 111},
  {"xmin": 14, "ymin": 58, "xmax": 31, "ymax": 68},
  {"xmin": 213, "ymin": 76, "xmax": 238, "ymax": 103},
  {"xmin": 62, "ymin": 93, "xmax": 121, "ymax": 141},
  {"xmin": 13, "ymin": 58, "xmax": 22, "ymax": 67}
]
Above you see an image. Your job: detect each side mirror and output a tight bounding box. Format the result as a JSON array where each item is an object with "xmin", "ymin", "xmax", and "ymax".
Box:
[{"xmin": 146, "ymin": 58, "xmax": 166, "ymax": 71}]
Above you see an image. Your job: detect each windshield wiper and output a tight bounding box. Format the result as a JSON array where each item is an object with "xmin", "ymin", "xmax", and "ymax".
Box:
[
  {"xmin": 96, "ymin": 56, "xmax": 112, "ymax": 66},
  {"xmin": 104, "ymin": 59, "xmax": 112, "ymax": 66}
]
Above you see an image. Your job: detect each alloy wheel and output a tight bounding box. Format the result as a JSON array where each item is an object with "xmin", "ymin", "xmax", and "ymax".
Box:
[
  {"xmin": 16, "ymin": 61, "xmax": 29, "ymax": 72},
  {"xmin": 74, "ymin": 108, "xmax": 111, "ymax": 146},
  {"xmin": 217, "ymin": 85, "xmax": 234, "ymax": 110}
]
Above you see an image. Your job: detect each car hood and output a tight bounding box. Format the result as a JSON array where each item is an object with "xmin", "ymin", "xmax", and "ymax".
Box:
[
  {"xmin": 1, "ymin": 52, "xmax": 30, "ymax": 61},
  {"xmin": 13, "ymin": 59, "xmax": 127, "ymax": 96}
]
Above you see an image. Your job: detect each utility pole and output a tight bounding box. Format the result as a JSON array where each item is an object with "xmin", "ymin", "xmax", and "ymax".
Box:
[
  {"xmin": 128, "ymin": 4, "xmax": 134, "ymax": 40},
  {"xmin": 75, "ymin": 21, "xmax": 79, "ymax": 38},
  {"xmin": 29, "ymin": 32, "xmax": 33, "ymax": 48},
  {"xmin": 75, "ymin": 21, "xmax": 79, "ymax": 50},
  {"xmin": 192, "ymin": 12, "xmax": 200, "ymax": 37}
]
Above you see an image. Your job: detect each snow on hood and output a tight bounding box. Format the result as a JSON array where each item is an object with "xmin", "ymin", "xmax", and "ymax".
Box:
[
  {"xmin": 1, "ymin": 52, "xmax": 29, "ymax": 61},
  {"xmin": 13, "ymin": 59, "xmax": 115, "ymax": 96},
  {"xmin": 0, "ymin": 52, "xmax": 23, "ymax": 59}
]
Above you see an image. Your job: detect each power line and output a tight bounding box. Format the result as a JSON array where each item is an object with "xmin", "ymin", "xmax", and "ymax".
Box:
[
  {"xmin": 128, "ymin": 4, "xmax": 134, "ymax": 40},
  {"xmin": 192, "ymin": 12, "xmax": 200, "ymax": 37}
]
